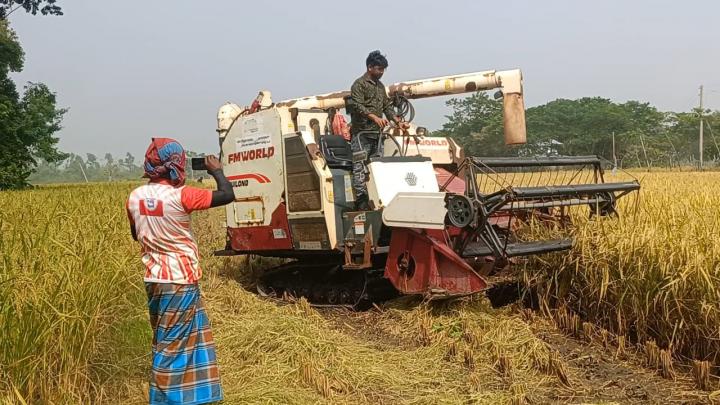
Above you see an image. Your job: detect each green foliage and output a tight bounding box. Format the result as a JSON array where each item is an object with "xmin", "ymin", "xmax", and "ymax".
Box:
[
  {"xmin": 434, "ymin": 92, "xmax": 512, "ymax": 156},
  {"xmin": 0, "ymin": 18, "xmax": 21, "ymax": 73},
  {"xmin": 20, "ymin": 83, "xmax": 67, "ymax": 160},
  {"xmin": 668, "ymin": 109, "xmax": 720, "ymax": 163},
  {"xmin": 525, "ymin": 98, "xmax": 667, "ymax": 164},
  {"xmin": 431, "ymin": 319, "xmax": 464, "ymax": 339},
  {"xmin": 0, "ymin": 20, "xmax": 66, "ymax": 189},
  {"xmin": 0, "ymin": 0, "xmax": 62, "ymax": 19},
  {"xmin": 438, "ymin": 93, "xmax": 717, "ymax": 168}
]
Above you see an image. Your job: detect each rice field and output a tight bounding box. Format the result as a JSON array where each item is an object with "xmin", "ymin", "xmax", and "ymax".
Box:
[
  {"xmin": 525, "ymin": 171, "xmax": 720, "ymax": 365},
  {"xmin": 1, "ymin": 172, "xmax": 718, "ymax": 403},
  {"xmin": 0, "ymin": 183, "xmax": 149, "ymax": 403}
]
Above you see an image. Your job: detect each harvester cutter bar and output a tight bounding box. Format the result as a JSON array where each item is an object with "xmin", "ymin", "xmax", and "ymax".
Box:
[
  {"xmin": 461, "ymin": 238, "xmax": 573, "ymax": 258},
  {"xmin": 508, "ymin": 181, "xmax": 640, "ymax": 199}
]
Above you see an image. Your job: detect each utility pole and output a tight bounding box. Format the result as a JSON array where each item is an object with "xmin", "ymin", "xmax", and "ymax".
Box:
[
  {"xmin": 665, "ymin": 133, "xmax": 678, "ymax": 168},
  {"xmin": 77, "ymin": 159, "xmax": 89, "ymax": 183},
  {"xmin": 612, "ymin": 131, "xmax": 617, "ymax": 169},
  {"xmin": 699, "ymin": 85, "xmax": 704, "ymax": 169},
  {"xmin": 639, "ymin": 134, "xmax": 650, "ymax": 169}
]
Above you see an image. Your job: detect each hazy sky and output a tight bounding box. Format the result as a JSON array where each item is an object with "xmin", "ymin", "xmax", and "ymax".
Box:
[{"xmin": 9, "ymin": 0, "xmax": 720, "ymax": 159}]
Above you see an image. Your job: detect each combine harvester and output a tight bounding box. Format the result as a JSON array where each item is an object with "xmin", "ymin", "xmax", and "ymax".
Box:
[{"xmin": 213, "ymin": 68, "xmax": 639, "ymax": 309}]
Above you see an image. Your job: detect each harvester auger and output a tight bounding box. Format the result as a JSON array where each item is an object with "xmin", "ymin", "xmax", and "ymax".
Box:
[{"xmin": 213, "ymin": 68, "xmax": 640, "ymax": 309}]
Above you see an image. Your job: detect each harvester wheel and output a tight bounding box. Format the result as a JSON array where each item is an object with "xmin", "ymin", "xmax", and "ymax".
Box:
[
  {"xmin": 339, "ymin": 289, "xmax": 351, "ymax": 305},
  {"xmin": 327, "ymin": 289, "xmax": 339, "ymax": 305}
]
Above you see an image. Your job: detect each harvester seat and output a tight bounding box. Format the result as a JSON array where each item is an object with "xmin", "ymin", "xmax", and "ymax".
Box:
[{"xmin": 319, "ymin": 135, "xmax": 352, "ymax": 170}]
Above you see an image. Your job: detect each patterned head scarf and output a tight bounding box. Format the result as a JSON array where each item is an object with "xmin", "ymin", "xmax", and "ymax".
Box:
[{"xmin": 143, "ymin": 138, "xmax": 186, "ymax": 186}]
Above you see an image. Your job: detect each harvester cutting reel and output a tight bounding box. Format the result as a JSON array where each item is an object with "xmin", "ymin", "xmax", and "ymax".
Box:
[{"xmin": 441, "ymin": 155, "xmax": 640, "ymax": 263}]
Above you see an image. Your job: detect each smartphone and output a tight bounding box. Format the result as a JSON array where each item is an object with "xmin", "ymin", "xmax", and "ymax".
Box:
[{"xmin": 191, "ymin": 157, "xmax": 206, "ymax": 171}]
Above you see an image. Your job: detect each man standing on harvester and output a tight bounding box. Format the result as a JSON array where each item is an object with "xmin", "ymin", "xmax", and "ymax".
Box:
[{"xmin": 347, "ymin": 50, "xmax": 407, "ymax": 211}]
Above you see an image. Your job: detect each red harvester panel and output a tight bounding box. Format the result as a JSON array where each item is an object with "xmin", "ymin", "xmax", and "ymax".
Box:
[
  {"xmin": 228, "ymin": 203, "xmax": 293, "ymax": 251},
  {"xmin": 384, "ymin": 228, "xmax": 487, "ymax": 296}
]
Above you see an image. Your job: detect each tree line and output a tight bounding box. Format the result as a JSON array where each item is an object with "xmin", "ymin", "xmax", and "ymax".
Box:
[
  {"xmin": 0, "ymin": 1, "xmax": 66, "ymax": 189},
  {"xmin": 29, "ymin": 151, "xmax": 207, "ymax": 184},
  {"xmin": 19, "ymin": 95, "xmax": 720, "ymax": 186},
  {"xmin": 436, "ymin": 93, "xmax": 718, "ymax": 169}
]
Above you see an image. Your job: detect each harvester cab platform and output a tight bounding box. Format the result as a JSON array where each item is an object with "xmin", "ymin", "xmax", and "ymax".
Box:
[{"xmin": 214, "ymin": 69, "xmax": 640, "ymax": 309}]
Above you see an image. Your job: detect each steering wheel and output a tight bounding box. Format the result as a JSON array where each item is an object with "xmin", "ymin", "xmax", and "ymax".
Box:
[{"xmin": 380, "ymin": 127, "xmax": 405, "ymax": 157}]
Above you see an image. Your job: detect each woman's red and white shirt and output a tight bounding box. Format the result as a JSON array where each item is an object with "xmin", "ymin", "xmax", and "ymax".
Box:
[{"xmin": 127, "ymin": 182, "xmax": 212, "ymax": 284}]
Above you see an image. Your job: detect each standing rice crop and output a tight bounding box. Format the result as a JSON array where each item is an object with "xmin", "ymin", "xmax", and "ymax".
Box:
[
  {"xmin": 0, "ymin": 183, "xmax": 149, "ymax": 403},
  {"xmin": 525, "ymin": 171, "xmax": 720, "ymax": 363}
]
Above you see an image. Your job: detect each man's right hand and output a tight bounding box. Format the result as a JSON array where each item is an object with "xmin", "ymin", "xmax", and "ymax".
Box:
[
  {"xmin": 205, "ymin": 155, "xmax": 222, "ymax": 172},
  {"xmin": 368, "ymin": 114, "xmax": 389, "ymax": 129}
]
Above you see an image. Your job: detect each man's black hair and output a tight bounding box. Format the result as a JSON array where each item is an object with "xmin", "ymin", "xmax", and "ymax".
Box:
[{"xmin": 366, "ymin": 50, "xmax": 388, "ymax": 68}]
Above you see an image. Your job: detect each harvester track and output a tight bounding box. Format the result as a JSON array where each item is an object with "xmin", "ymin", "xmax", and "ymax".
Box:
[
  {"xmin": 255, "ymin": 259, "xmax": 532, "ymax": 311},
  {"xmin": 256, "ymin": 261, "xmax": 398, "ymax": 310}
]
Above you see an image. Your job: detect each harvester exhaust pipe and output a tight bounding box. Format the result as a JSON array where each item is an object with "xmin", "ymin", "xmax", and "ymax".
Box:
[{"xmin": 275, "ymin": 69, "xmax": 527, "ymax": 145}]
